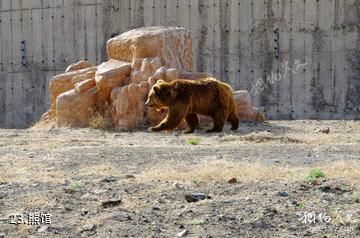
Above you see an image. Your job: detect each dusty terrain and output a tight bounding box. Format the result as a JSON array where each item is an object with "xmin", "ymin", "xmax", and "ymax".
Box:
[{"xmin": 0, "ymin": 120, "xmax": 359, "ymax": 238}]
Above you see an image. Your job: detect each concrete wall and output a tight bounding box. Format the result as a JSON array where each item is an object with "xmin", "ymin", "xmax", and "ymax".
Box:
[{"xmin": 0, "ymin": 0, "xmax": 359, "ymax": 128}]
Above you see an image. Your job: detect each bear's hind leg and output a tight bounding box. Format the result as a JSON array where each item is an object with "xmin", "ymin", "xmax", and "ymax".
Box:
[
  {"xmin": 184, "ymin": 113, "xmax": 199, "ymax": 134},
  {"xmin": 228, "ymin": 110, "xmax": 239, "ymax": 131},
  {"xmin": 206, "ymin": 110, "xmax": 227, "ymax": 133}
]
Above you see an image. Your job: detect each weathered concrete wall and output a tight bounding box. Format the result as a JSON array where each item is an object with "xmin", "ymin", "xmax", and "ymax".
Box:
[{"xmin": 0, "ymin": 0, "xmax": 359, "ymax": 128}]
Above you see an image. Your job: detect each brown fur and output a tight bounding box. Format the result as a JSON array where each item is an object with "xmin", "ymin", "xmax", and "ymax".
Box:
[{"xmin": 145, "ymin": 78, "xmax": 239, "ymax": 133}]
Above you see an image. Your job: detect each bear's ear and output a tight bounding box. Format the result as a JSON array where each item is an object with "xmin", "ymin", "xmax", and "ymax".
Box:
[
  {"xmin": 157, "ymin": 79, "xmax": 165, "ymax": 84},
  {"xmin": 170, "ymin": 88, "xmax": 177, "ymax": 99},
  {"xmin": 153, "ymin": 85, "xmax": 160, "ymax": 94}
]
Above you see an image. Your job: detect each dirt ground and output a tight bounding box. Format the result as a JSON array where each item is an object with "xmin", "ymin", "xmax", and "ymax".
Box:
[{"xmin": 0, "ymin": 120, "xmax": 359, "ymax": 238}]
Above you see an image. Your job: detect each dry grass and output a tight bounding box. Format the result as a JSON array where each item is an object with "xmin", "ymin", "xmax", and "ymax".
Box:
[
  {"xmin": 137, "ymin": 159, "xmax": 360, "ymax": 186},
  {"xmin": 0, "ymin": 156, "xmax": 65, "ymax": 184},
  {"xmin": 21, "ymin": 192, "xmax": 57, "ymax": 208},
  {"xmin": 88, "ymin": 104, "xmax": 115, "ymax": 130},
  {"xmin": 78, "ymin": 163, "xmax": 120, "ymax": 177},
  {"xmin": 242, "ymin": 133, "xmax": 303, "ymax": 143}
]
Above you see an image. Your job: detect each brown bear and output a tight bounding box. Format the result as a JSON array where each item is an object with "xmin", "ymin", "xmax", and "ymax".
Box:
[{"xmin": 145, "ymin": 78, "xmax": 239, "ymax": 133}]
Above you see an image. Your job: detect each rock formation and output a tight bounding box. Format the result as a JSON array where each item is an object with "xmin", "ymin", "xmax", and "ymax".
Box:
[{"xmin": 40, "ymin": 26, "xmax": 264, "ymax": 129}]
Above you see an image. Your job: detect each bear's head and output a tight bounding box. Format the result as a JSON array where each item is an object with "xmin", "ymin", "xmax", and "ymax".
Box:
[{"xmin": 145, "ymin": 80, "xmax": 177, "ymax": 109}]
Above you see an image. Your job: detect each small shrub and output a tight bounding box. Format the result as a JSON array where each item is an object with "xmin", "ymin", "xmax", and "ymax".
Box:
[
  {"xmin": 188, "ymin": 137, "xmax": 200, "ymax": 145},
  {"xmin": 68, "ymin": 181, "xmax": 83, "ymax": 190},
  {"xmin": 88, "ymin": 103, "xmax": 114, "ymax": 130},
  {"xmin": 306, "ymin": 169, "xmax": 325, "ymax": 182},
  {"xmin": 191, "ymin": 178, "xmax": 201, "ymax": 186}
]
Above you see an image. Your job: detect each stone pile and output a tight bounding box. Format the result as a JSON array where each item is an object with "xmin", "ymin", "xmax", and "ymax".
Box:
[{"xmin": 40, "ymin": 26, "xmax": 265, "ymax": 129}]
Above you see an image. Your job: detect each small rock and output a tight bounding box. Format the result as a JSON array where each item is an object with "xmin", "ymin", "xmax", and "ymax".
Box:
[
  {"xmin": 177, "ymin": 229, "xmax": 188, "ymax": 237},
  {"xmin": 81, "ymin": 210, "xmax": 89, "ymax": 216},
  {"xmin": 299, "ymin": 184, "xmax": 311, "ymax": 191},
  {"xmin": 101, "ymin": 198, "xmax": 122, "ymax": 208},
  {"xmin": 185, "ymin": 193, "xmax": 211, "ymax": 203},
  {"xmin": 228, "ymin": 178, "xmax": 237, "ymax": 184},
  {"xmin": 309, "ymin": 180, "xmax": 321, "ymax": 186},
  {"xmin": 0, "ymin": 192, "xmax": 6, "ymax": 199},
  {"xmin": 37, "ymin": 226, "xmax": 48, "ymax": 233},
  {"xmin": 315, "ymin": 127, "xmax": 330, "ymax": 134},
  {"xmin": 92, "ymin": 189, "xmax": 107, "ymax": 194},
  {"xmin": 318, "ymin": 185, "xmax": 332, "ymax": 193},
  {"xmin": 63, "ymin": 188, "xmax": 77, "ymax": 194},
  {"xmin": 277, "ymin": 191, "xmax": 289, "ymax": 197},
  {"xmin": 81, "ymin": 193, "xmax": 98, "ymax": 201},
  {"xmin": 82, "ymin": 224, "xmax": 96, "ymax": 231},
  {"xmin": 124, "ymin": 174, "xmax": 135, "ymax": 179},
  {"xmin": 0, "ymin": 232, "xmax": 5, "ymax": 238},
  {"xmin": 100, "ymin": 176, "xmax": 117, "ymax": 183},
  {"xmin": 152, "ymin": 206, "xmax": 161, "ymax": 211},
  {"xmin": 173, "ymin": 182, "xmax": 183, "ymax": 189}
]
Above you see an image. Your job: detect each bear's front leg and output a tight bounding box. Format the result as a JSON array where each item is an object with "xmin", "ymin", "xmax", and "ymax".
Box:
[{"xmin": 149, "ymin": 104, "xmax": 189, "ymax": 132}]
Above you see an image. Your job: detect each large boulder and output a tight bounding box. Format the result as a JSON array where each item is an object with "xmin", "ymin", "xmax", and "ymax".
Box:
[
  {"xmin": 56, "ymin": 87, "xmax": 98, "ymax": 127},
  {"xmin": 113, "ymin": 81, "xmax": 150, "ymax": 129},
  {"xmin": 233, "ymin": 90, "xmax": 266, "ymax": 122},
  {"xmin": 48, "ymin": 66, "xmax": 97, "ymax": 117},
  {"xmin": 95, "ymin": 59, "xmax": 131, "ymax": 103},
  {"xmin": 107, "ymin": 27, "xmax": 193, "ymax": 71},
  {"xmin": 130, "ymin": 57, "xmax": 163, "ymax": 84},
  {"xmin": 65, "ymin": 60, "xmax": 94, "ymax": 73}
]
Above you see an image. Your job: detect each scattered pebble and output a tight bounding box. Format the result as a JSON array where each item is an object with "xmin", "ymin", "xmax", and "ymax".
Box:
[
  {"xmin": 101, "ymin": 198, "xmax": 122, "ymax": 208},
  {"xmin": 185, "ymin": 193, "xmax": 211, "ymax": 203},
  {"xmin": 100, "ymin": 176, "xmax": 117, "ymax": 183},
  {"xmin": 318, "ymin": 185, "xmax": 332, "ymax": 192},
  {"xmin": 228, "ymin": 178, "xmax": 237, "ymax": 184},
  {"xmin": 82, "ymin": 224, "xmax": 96, "ymax": 231},
  {"xmin": 152, "ymin": 206, "xmax": 161, "ymax": 211},
  {"xmin": 276, "ymin": 191, "xmax": 289, "ymax": 197},
  {"xmin": 177, "ymin": 229, "xmax": 188, "ymax": 237},
  {"xmin": 315, "ymin": 127, "xmax": 330, "ymax": 134},
  {"xmin": 37, "ymin": 226, "xmax": 48, "ymax": 233},
  {"xmin": 63, "ymin": 188, "xmax": 77, "ymax": 194},
  {"xmin": 81, "ymin": 193, "xmax": 98, "ymax": 201},
  {"xmin": 173, "ymin": 181, "xmax": 182, "ymax": 189}
]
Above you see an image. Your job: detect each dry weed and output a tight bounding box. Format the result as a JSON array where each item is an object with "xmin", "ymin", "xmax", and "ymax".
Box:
[
  {"xmin": 137, "ymin": 159, "xmax": 360, "ymax": 186},
  {"xmin": 88, "ymin": 103, "xmax": 115, "ymax": 130}
]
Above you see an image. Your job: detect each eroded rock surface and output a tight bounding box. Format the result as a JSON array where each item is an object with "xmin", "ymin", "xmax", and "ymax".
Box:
[{"xmin": 107, "ymin": 27, "xmax": 193, "ymax": 71}]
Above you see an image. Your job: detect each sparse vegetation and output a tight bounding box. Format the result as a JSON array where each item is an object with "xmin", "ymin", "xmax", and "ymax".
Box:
[
  {"xmin": 88, "ymin": 104, "xmax": 114, "ymax": 130},
  {"xmin": 1, "ymin": 121, "xmax": 360, "ymax": 237},
  {"xmin": 306, "ymin": 169, "xmax": 325, "ymax": 182},
  {"xmin": 68, "ymin": 181, "xmax": 83, "ymax": 190},
  {"xmin": 191, "ymin": 177, "xmax": 202, "ymax": 186},
  {"xmin": 188, "ymin": 137, "xmax": 200, "ymax": 145}
]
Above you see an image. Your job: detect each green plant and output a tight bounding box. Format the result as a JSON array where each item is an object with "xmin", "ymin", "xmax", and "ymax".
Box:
[
  {"xmin": 68, "ymin": 181, "xmax": 83, "ymax": 190},
  {"xmin": 297, "ymin": 202, "xmax": 305, "ymax": 209},
  {"xmin": 306, "ymin": 169, "xmax": 325, "ymax": 182},
  {"xmin": 191, "ymin": 177, "xmax": 201, "ymax": 185},
  {"xmin": 188, "ymin": 137, "xmax": 200, "ymax": 145}
]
